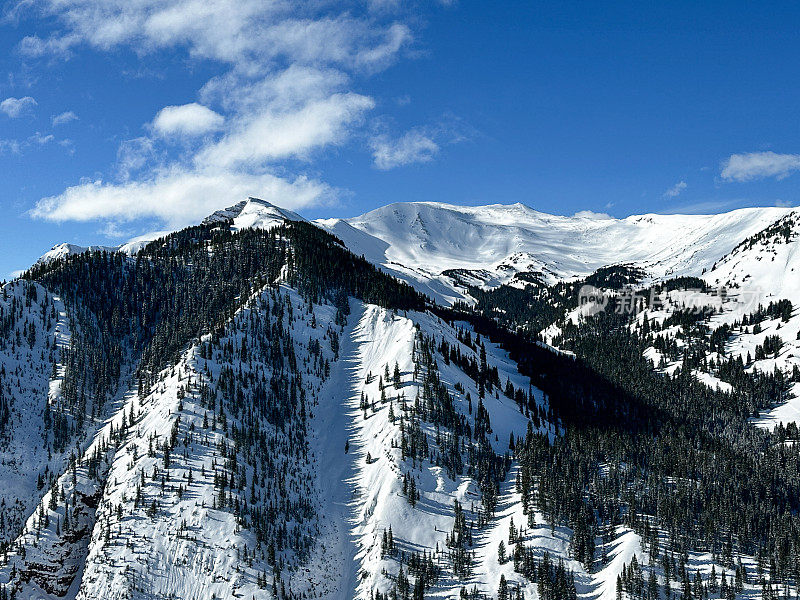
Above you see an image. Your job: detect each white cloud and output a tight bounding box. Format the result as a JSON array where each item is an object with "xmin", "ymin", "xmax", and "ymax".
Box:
[
  {"xmin": 721, "ymin": 152, "xmax": 800, "ymax": 182},
  {"xmin": 197, "ymin": 93, "xmax": 374, "ymax": 168},
  {"xmin": 97, "ymin": 221, "xmax": 134, "ymax": 239},
  {"xmin": 572, "ymin": 210, "xmax": 613, "ymax": 220},
  {"xmin": 663, "ymin": 180, "xmax": 687, "ymax": 198},
  {"xmin": 51, "ymin": 111, "xmax": 78, "ymax": 126},
  {"xmin": 0, "ymin": 96, "xmax": 37, "ymax": 118},
  {"xmin": 30, "ymin": 167, "xmax": 333, "ymax": 226},
  {"xmin": 116, "ymin": 136, "xmax": 158, "ymax": 180},
  {"xmin": 200, "ymin": 65, "xmax": 348, "ymax": 114},
  {"xmin": 18, "ymin": 0, "xmax": 417, "ymax": 225},
  {"xmin": 18, "ymin": 33, "xmax": 78, "ymax": 58},
  {"xmin": 18, "ymin": 2, "xmax": 412, "ymax": 73},
  {"xmin": 371, "ymin": 129, "xmax": 439, "ymax": 170},
  {"xmin": 151, "ymin": 103, "xmax": 224, "ymax": 137}
]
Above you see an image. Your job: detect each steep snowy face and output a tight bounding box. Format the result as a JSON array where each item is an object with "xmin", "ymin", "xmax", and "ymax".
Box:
[
  {"xmin": 703, "ymin": 210, "xmax": 800, "ymax": 299},
  {"xmin": 0, "ymin": 281, "xmax": 71, "ymax": 543},
  {"xmin": 317, "ymin": 202, "xmax": 795, "ymax": 303}
]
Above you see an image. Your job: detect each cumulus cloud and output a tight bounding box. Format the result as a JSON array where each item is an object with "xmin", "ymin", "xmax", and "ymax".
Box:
[
  {"xmin": 17, "ymin": 0, "xmax": 415, "ymax": 225},
  {"xmin": 0, "ymin": 96, "xmax": 37, "ymax": 118},
  {"xmin": 151, "ymin": 103, "xmax": 224, "ymax": 137},
  {"xmin": 51, "ymin": 111, "xmax": 78, "ymax": 126},
  {"xmin": 663, "ymin": 180, "xmax": 687, "ymax": 198},
  {"xmin": 200, "ymin": 65, "xmax": 349, "ymax": 114},
  {"xmin": 197, "ymin": 93, "xmax": 374, "ymax": 168},
  {"xmin": 371, "ymin": 129, "xmax": 439, "ymax": 170},
  {"xmin": 30, "ymin": 167, "xmax": 333, "ymax": 226},
  {"xmin": 721, "ymin": 152, "xmax": 800, "ymax": 182}
]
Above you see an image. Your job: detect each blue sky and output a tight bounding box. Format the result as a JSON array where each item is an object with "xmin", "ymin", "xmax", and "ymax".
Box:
[{"xmin": 1, "ymin": 1, "xmax": 800, "ymax": 277}]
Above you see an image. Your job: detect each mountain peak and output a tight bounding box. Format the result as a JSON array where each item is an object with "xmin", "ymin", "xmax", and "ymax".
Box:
[
  {"xmin": 202, "ymin": 197, "xmax": 306, "ymax": 230},
  {"xmin": 36, "ymin": 242, "xmax": 119, "ymax": 266}
]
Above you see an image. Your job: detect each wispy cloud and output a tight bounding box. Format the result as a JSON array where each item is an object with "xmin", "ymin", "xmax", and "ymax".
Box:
[
  {"xmin": 662, "ymin": 180, "xmax": 687, "ymax": 198},
  {"xmin": 371, "ymin": 128, "xmax": 439, "ymax": 170},
  {"xmin": 97, "ymin": 221, "xmax": 134, "ymax": 239},
  {"xmin": 0, "ymin": 96, "xmax": 37, "ymax": 118},
  {"xmin": 0, "ymin": 132, "xmax": 61, "ymax": 155},
  {"xmin": 30, "ymin": 131, "xmax": 54, "ymax": 145},
  {"xmin": 51, "ymin": 110, "xmax": 78, "ymax": 126},
  {"xmin": 0, "ymin": 139, "xmax": 21, "ymax": 154},
  {"xmin": 196, "ymin": 93, "xmax": 374, "ymax": 169},
  {"xmin": 369, "ymin": 114, "xmax": 474, "ymax": 170},
  {"xmin": 721, "ymin": 151, "xmax": 800, "ymax": 182}
]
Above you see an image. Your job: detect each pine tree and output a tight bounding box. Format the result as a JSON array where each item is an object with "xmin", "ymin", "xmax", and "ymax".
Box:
[{"xmin": 498, "ymin": 574, "xmax": 508, "ymax": 600}]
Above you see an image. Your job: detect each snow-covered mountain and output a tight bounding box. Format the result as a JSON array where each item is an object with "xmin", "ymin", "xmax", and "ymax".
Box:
[
  {"xmin": 35, "ymin": 197, "xmax": 304, "ymax": 265},
  {"xmin": 1, "ymin": 220, "xmax": 570, "ymax": 600},
  {"xmin": 6, "ymin": 197, "xmax": 800, "ymax": 600}
]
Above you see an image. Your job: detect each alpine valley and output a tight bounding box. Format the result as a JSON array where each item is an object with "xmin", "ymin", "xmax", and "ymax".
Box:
[{"xmin": 1, "ymin": 197, "xmax": 799, "ymax": 600}]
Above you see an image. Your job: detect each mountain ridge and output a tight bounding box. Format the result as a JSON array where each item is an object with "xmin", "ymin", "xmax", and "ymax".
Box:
[{"xmin": 33, "ymin": 199, "xmax": 798, "ymax": 307}]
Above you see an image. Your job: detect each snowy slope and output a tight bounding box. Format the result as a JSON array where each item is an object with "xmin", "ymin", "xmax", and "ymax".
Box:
[
  {"xmin": 340, "ymin": 304, "xmax": 545, "ymax": 599},
  {"xmin": 321, "ymin": 201, "xmax": 800, "ymax": 430},
  {"xmin": 36, "ymin": 199, "xmax": 796, "ymax": 306},
  {"xmin": 0, "ymin": 281, "xmax": 72, "ymax": 542},
  {"xmin": 703, "ymin": 210, "xmax": 800, "ymax": 301},
  {"xmin": 611, "ymin": 211, "xmax": 800, "ymax": 429},
  {"xmin": 3, "ymin": 265, "xmax": 667, "ymax": 600}
]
